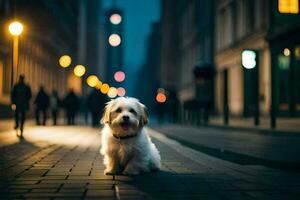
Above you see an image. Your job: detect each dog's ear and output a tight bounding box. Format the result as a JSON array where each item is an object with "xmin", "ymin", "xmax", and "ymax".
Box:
[
  {"xmin": 101, "ymin": 100, "xmax": 113, "ymax": 124},
  {"xmin": 139, "ymin": 102, "xmax": 149, "ymax": 125}
]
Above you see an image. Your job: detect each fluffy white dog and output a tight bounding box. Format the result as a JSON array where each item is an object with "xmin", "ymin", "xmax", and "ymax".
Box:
[{"xmin": 100, "ymin": 97, "xmax": 161, "ymax": 175}]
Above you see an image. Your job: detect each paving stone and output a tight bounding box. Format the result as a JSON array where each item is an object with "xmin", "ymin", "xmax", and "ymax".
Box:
[{"xmin": 86, "ymin": 189, "xmax": 115, "ymax": 197}]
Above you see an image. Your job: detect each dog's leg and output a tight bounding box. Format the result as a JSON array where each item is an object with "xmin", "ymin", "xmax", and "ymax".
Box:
[
  {"xmin": 104, "ymin": 156, "xmax": 120, "ymax": 175},
  {"xmin": 123, "ymin": 157, "xmax": 150, "ymax": 175}
]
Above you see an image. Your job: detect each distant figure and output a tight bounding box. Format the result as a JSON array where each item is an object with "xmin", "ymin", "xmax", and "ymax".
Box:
[
  {"xmin": 11, "ymin": 75, "xmax": 32, "ymax": 136},
  {"xmin": 49, "ymin": 90, "xmax": 60, "ymax": 125},
  {"xmin": 34, "ymin": 86, "xmax": 49, "ymax": 125},
  {"xmin": 63, "ymin": 90, "xmax": 80, "ymax": 125},
  {"xmin": 86, "ymin": 88, "xmax": 107, "ymax": 127}
]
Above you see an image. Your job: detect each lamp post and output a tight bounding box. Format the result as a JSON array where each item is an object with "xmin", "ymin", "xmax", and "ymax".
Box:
[{"xmin": 8, "ymin": 21, "xmax": 23, "ymax": 87}]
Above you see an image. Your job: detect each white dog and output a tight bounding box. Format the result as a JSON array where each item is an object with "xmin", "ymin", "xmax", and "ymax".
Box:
[{"xmin": 100, "ymin": 97, "xmax": 161, "ymax": 175}]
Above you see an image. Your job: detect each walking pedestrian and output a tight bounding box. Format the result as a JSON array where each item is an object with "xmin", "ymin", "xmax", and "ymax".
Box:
[
  {"xmin": 34, "ymin": 86, "xmax": 49, "ymax": 125},
  {"xmin": 49, "ymin": 90, "xmax": 60, "ymax": 125},
  {"xmin": 11, "ymin": 75, "xmax": 32, "ymax": 137},
  {"xmin": 63, "ymin": 90, "xmax": 80, "ymax": 125},
  {"xmin": 86, "ymin": 88, "xmax": 107, "ymax": 127}
]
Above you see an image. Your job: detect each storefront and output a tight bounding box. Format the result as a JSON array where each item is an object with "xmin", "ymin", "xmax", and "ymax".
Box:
[{"xmin": 270, "ymin": 0, "xmax": 300, "ymax": 117}]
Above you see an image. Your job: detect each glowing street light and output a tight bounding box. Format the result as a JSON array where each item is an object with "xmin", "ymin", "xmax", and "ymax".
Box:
[
  {"xmin": 156, "ymin": 92, "xmax": 167, "ymax": 103},
  {"xmin": 283, "ymin": 48, "xmax": 291, "ymax": 56},
  {"xmin": 59, "ymin": 55, "xmax": 72, "ymax": 68},
  {"xmin": 114, "ymin": 71, "xmax": 125, "ymax": 82},
  {"xmin": 108, "ymin": 34, "xmax": 121, "ymax": 47},
  {"xmin": 108, "ymin": 87, "xmax": 118, "ymax": 98},
  {"xmin": 110, "ymin": 14, "xmax": 122, "ymax": 25},
  {"xmin": 73, "ymin": 65, "xmax": 86, "ymax": 77},
  {"xmin": 9, "ymin": 21, "xmax": 23, "ymax": 36},
  {"xmin": 117, "ymin": 87, "xmax": 126, "ymax": 97},
  {"xmin": 242, "ymin": 50, "xmax": 257, "ymax": 69},
  {"xmin": 100, "ymin": 83, "xmax": 110, "ymax": 94},
  {"xmin": 86, "ymin": 75, "xmax": 100, "ymax": 87},
  {"xmin": 95, "ymin": 81, "xmax": 103, "ymax": 90},
  {"xmin": 8, "ymin": 21, "xmax": 24, "ymax": 87}
]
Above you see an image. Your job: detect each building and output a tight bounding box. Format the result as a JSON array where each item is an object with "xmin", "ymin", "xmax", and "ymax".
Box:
[
  {"xmin": 0, "ymin": 0, "xmax": 80, "ymax": 118},
  {"xmin": 78, "ymin": 0, "xmax": 106, "ymax": 96},
  {"xmin": 136, "ymin": 22, "xmax": 161, "ymax": 113},
  {"xmin": 160, "ymin": 0, "xmax": 215, "ymax": 102},
  {"xmin": 214, "ymin": 0, "xmax": 300, "ymax": 118}
]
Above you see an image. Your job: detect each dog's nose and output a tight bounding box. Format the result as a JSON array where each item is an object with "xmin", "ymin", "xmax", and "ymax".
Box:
[{"xmin": 123, "ymin": 116, "xmax": 129, "ymax": 121}]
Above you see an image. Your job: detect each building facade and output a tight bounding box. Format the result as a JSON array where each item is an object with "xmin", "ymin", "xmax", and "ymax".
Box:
[
  {"xmin": 215, "ymin": 0, "xmax": 300, "ymax": 117},
  {"xmin": 0, "ymin": 0, "xmax": 79, "ymax": 118},
  {"xmin": 136, "ymin": 22, "xmax": 161, "ymax": 113},
  {"xmin": 160, "ymin": 0, "xmax": 215, "ymax": 102}
]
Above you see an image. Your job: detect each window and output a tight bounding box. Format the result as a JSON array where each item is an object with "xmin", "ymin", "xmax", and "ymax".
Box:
[{"xmin": 278, "ymin": 0, "xmax": 299, "ymax": 14}]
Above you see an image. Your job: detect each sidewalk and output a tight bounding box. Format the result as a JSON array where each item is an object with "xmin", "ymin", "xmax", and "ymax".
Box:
[
  {"xmin": 209, "ymin": 116, "xmax": 300, "ymax": 134},
  {"xmin": 151, "ymin": 124, "xmax": 300, "ymax": 168},
  {"xmin": 0, "ymin": 126, "xmax": 299, "ymax": 199}
]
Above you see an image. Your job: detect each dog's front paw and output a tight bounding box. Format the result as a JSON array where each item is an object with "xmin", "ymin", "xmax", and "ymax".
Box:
[{"xmin": 104, "ymin": 169, "xmax": 118, "ymax": 175}]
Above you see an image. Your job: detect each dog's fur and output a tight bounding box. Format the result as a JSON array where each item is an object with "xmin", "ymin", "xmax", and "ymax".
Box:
[{"xmin": 100, "ymin": 97, "xmax": 161, "ymax": 175}]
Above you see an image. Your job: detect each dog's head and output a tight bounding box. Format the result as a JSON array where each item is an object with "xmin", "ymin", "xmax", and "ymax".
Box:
[{"xmin": 101, "ymin": 97, "xmax": 148, "ymax": 136}]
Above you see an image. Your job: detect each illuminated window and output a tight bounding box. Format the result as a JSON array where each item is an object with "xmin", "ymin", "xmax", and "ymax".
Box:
[{"xmin": 278, "ymin": 0, "xmax": 299, "ymax": 14}]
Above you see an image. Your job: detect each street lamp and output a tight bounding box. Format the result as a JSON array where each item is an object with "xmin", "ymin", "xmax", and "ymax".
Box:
[
  {"xmin": 108, "ymin": 34, "xmax": 121, "ymax": 47},
  {"xmin": 8, "ymin": 21, "xmax": 23, "ymax": 87},
  {"xmin": 114, "ymin": 70, "xmax": 125, "ymax": 82},
  {"xmin": 59, "ymin": 55, "xmax": 72, "ymax": 68},
  {"xmin": 110, "ymin": 14, "xmax": 122, "ymax": 25},
  {"xmin": 86, "ymin": 75, "xmax": 100, "ymax": 87},
  {"xmin": 73, "ymin": 65, "xmax": 86, "ymax": 77},
  {"xmin": 107, "ymin": 87, "xmax": 117, "ymax": 98}
]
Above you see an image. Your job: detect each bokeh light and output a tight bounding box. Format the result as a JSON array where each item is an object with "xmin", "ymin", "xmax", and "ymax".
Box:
[
  {"xmin": 86, "ymin": 75, "xmax": 100, "ymax": 87},
  {"xmin": 156, "ymin": 92, "xmax": 167, "ymax": 103},
  {"xmin": 59, "ymin": 55, "xmax": 72, "ymax": 68},
  {"xmin": 11, "ymin": 104, "xmax": 16, "ymax": 111},
  {"xmin": 117, "ymin": 87, "xmax": 126, "ymax": 97},
  {"xmin": 241, "ymin": 50, "xmax": 256, "ymax": 69},
  {"xmin": 8, "ymin": 21, "xmax": 23, "ymax": 36},
  {"xmin": 73, "ymin": 65, "xmax": 86, "ymax": 77},
  {"xmin": 110, "ymin": 14, "xmax": 122, "ymax": 25},
  {"xmin": 108, "ymin": 34, "xmax": 121, "ymax": 47},
  {"xmin": 108, "ymin": 87, "xmax": 118, "ymax": 98},
  {"xmin": 114, "ymin": 71, "xmax": 125, "ymax": 82},
  {"xmin": 95, "ymin": 81, "xmax": 103, "ymax": 90},
  {"xmin": 100, "ymin": 83, "xmax": 110, "ymax": 94},
  {"xmin": 283, "ymin": 48, "xmax": 291, "ymax": 56}
]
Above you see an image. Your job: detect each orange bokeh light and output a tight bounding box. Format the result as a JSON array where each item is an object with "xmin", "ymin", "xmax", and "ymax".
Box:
[{"xmin": 156, "ymin": 92, "xmax": 167, "ymax": 103}]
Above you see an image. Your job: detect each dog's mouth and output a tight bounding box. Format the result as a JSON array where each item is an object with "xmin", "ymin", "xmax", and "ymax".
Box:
[{"xmin": 120, "ymin": 122, "xmax": 131, "ymax": 131}]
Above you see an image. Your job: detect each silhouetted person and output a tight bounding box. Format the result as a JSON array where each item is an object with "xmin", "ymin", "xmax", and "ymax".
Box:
[
  {"xmin": 50, "ymin": 90, "xmax": 60, "ymax": 125},
  {"xmin": 86, "ymin": 89, "xmax": 107, "ymax": 127},
  {"xmin": 34, "ymin": 86, "xmax": 49, "ymax": 125},
  {"xmin": 63, "ymin": 90, "xmax": 80, "ymax": 125},
  {"xmin": 11, "ymin": 75, "xmax": 32, "ymax": 136}
]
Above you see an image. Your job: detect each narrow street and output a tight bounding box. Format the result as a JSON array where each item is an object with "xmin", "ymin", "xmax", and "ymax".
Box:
[{"xmin": 0, "ymin": 125, "xmax": 299, "ymax": 200}]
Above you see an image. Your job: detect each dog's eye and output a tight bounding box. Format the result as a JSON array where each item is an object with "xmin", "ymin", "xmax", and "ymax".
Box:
[
  {"xmin": 129, "ymin": 108, "xmax": 137, "ymax": 114},
  {"xmin": 115, "ymin": 108, "xmax": 122, "ymax": 113}
]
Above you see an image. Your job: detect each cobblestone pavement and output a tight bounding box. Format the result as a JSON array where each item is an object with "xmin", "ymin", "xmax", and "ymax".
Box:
[{"xmin": 0, "ymin": 126, "xmax": 299, "ymax": 200}]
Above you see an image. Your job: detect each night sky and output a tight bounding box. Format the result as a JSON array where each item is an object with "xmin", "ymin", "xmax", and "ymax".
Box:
[{"xmin": 102, "ymin": 0, "xmax": 161, "ymax": 96}]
